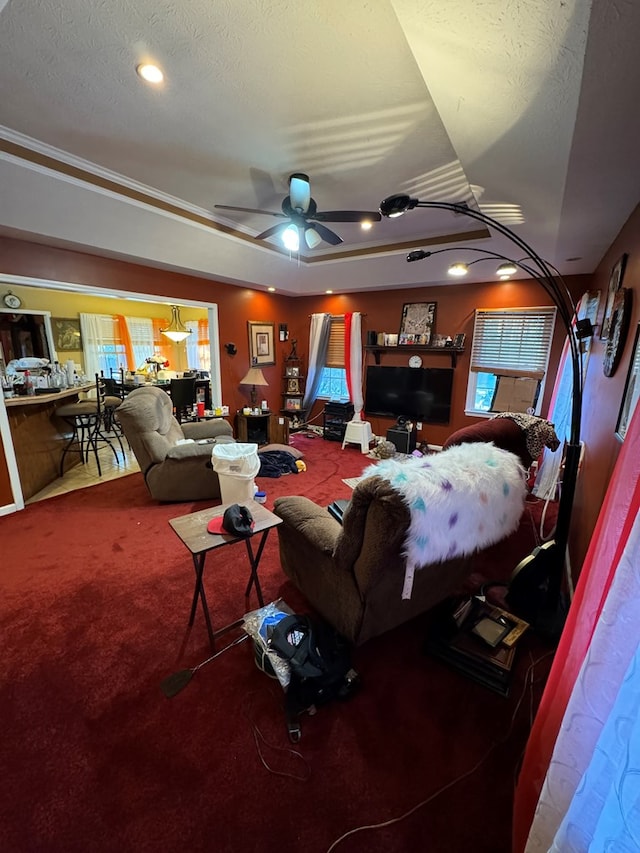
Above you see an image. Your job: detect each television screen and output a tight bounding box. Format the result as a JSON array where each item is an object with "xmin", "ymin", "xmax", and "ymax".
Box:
[{"xmin": 364, "ymin": 365, "xmax": 454, "ymax": 424}]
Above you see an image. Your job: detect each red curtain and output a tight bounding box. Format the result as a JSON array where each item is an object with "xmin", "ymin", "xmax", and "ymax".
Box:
[
  {"xmin": 513, "ymin": 403, "xmax": 640, "ymax": 850},
  {"xmin": 344, "ymin": 312, "xmax": 353, "ymax": 400}
]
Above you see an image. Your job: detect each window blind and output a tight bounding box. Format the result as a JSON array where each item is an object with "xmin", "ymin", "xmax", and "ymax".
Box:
[
  {"xmin": 325, "ymin": 317, "xmax": 346, "ymax": 368},
  {"xmin": 470, "ymin": 307, "xmax": 556, "ymax": 380}
]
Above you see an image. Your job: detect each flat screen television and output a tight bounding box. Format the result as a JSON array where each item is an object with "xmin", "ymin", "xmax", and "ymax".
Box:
[{"xmin": 364, "ymin": 365, "xmax": 454, "ymax": 424}]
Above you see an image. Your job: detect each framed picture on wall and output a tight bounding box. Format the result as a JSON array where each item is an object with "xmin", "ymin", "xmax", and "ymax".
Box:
[
  {"xmin": 600, "ymin": 254, "xmax": 628, "ymax": 340},
  {"xmin": 248, "ymin": 321, "xmax": 275, "ymax": 366},
  {"xmin": 398, "ymin": 301, "xmax": 437, "ymax": 345},
  {"xmin": 53, "ymin": 317, "xmax": 82, "ymax": 351},
  {"xmin": 615, "ymin": 322, "xmax": 640, "ymax": 441}
]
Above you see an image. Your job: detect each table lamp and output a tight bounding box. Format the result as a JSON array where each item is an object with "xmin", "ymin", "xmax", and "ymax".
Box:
[{"xmin": 240, "ymin": 366, "xmax": 268, "ymax": 406}]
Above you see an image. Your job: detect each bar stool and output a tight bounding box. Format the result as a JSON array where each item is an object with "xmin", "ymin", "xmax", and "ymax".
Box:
[
  {"xmin": 341, "ymin": 420, "xmax": 374, "ymax": 453},
  {"xmin": 57, "ymin": 376, "xmax": 124, "ymax": 476}
]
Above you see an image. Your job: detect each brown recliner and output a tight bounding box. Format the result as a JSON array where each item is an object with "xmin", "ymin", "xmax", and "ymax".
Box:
[
  {"xmin": 115, "ymin": 386, "xmax": 235, "ymax": 502},
  {"xmin": 273, "ymin": 476, "xmax": 473, "ymax": 646}
]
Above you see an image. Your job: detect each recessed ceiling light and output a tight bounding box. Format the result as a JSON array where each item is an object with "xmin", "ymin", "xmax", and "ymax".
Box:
[
  {"xmin": 137, "ymin": 63, "xmax": 164, "ymax": 84},
  {"xmin": 325, "ymin": 290, "xmax": 333, "ymax": 294},
  {"xmin": 267, "ymin": 287, "xmax": 276, "ymax": 292},
  {"xmin": 360, "ymin": 220, "xmax": 373, "ymax": 231}
]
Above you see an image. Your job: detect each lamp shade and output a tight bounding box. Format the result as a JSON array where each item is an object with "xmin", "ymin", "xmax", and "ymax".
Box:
[
  {"xmin": 240, "ymin": 366, "xmax": 268, "ymax": 406},
  {"xmin": 161, "ymin": 305, "xmax": 192, "ymax": 342},
  {"xmin": 240, "ymin": 367, "xmax": 269, "ymax": 387},
  {"xmin": 448, "ymin": 262, "xmax": 469, "ymax": 277},
  {"xmin": 496, "ymin": 261, "xmax": 518, "ymax": 277}
]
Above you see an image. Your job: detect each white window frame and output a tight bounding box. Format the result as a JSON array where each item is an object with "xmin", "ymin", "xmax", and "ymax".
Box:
[
  {"xmin": 318, "ymin": 316, "xmax": 349, "ymax": 401},
  {"xmin": 465, "ymin": 306, "xmax": 557, "ymax": 417}
]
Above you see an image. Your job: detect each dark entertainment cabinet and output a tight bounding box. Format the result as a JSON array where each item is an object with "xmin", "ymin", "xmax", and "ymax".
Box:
[{"xmin": 323, "ymin": 401, "xmax": 354, "ymax": 441}]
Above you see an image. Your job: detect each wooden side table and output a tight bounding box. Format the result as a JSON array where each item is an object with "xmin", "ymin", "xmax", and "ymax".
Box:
[
  {"xmin": 234, "ymin": 411, "xmax": 290, "ymax": 445},
  {"xmin": 169, "ymin": 500, "xmax": 282, "ymax": 649}
]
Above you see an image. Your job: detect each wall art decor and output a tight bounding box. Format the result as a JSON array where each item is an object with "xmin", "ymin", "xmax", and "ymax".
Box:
[
  {"xmin": 600, "ymin": 253, "xmax": 628, "ymax": 340},
  {"xmin": 53, "ymin": 317, "xmax": 82, "ymax": 351},
  {"xmin": 616, "ymin": 322, "xmax": 640, "ymax": 441},
  {"xmin": 398, "ymin": 301, "xmax": 437, "ymax": 345},
  {"xmin": 247, "ymin": 321, "xmax": 275, "ymax": 366},
  {"xmin": 603, "ymin": 288, "xmax": 632, "ymax": 377}
]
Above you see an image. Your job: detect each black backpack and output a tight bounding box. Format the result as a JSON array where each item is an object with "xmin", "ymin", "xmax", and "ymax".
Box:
[{"xmin": 268, "ymin": 614, "xmax": 360, "ymax": 741}]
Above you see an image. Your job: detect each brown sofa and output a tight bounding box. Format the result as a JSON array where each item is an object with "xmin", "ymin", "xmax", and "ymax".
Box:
[
  {"xmin": 274, "ymin": 476, "xmax": 474, "ymax": 646},
  {"xmin": 116, "ymin": 386, "xmax": 235, "ymax": 502}
]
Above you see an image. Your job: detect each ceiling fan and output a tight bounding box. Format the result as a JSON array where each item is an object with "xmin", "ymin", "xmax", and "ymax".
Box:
[{"xmin": 215, "ymin": 173, "xmax": 382, "ymax": 250}]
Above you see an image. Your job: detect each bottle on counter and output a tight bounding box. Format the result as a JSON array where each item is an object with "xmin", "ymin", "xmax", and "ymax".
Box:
[
  {"xmin": 23, "ymin": 370, "xmax": 35, "ymax": 396},
  {"xmin": 52, "ymin": 361, "xmax": 67, "ymax": 389}
]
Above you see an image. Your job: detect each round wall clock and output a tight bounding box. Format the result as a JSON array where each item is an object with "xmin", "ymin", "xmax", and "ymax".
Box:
[
  {"xmin": 603, "ymin": 288, "xmax": 632, "ymax": 377},
  {"xmin": 409, "ymin": 355, "xmax": 422, "ymax": 368},
  {"xmin": 3, "ymin": 291, "xmax": 22, "ymax": 309}
]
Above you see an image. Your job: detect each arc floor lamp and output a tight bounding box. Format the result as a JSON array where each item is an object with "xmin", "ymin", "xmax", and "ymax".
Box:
[{"xmin": 380, "ymin": 195, "xmax": 593, "ymax": 634}]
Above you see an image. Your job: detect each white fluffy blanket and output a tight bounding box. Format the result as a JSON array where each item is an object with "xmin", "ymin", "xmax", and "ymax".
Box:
[{"xmin": 361, "ymin": 442, "xmax": 527, "ymax": 598}]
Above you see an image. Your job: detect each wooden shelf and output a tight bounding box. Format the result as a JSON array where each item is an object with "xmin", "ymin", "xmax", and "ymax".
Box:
[{"xmin": 365, "ymin": 344, "xmax": 465, "ymax": 368}]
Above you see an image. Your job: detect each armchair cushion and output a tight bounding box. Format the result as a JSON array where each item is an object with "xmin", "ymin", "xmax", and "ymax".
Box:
[
  {"xmin": 274, "ymin": 442, "xmax": 527, "ymax": 646},
  {"xmin": 115, "ymin": 386, "xmax": 235, "ymax": 501},
  {"xmin": 443, "ymin": 417, "xmax": 532, "ymax": 467}
]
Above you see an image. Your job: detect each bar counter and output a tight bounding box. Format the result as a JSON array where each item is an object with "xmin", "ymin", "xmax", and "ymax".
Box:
[{"xmin": 5, "ymin": 384, "xmax": 95, "ymax": 500}]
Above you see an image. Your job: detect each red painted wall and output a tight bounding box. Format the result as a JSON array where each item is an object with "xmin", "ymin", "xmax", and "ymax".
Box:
[
  {"xmin": 567, "ymin": 204, "xmax": 640, "ymax": 570},
  {"xmin": 287, "ymin": 279, "xmax": 587, "ymax": 447}
]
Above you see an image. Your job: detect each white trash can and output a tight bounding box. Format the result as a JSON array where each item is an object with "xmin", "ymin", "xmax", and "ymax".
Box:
[{"xmin": 211, "ymin": 442, "xmax": 260, "ymax": 505}]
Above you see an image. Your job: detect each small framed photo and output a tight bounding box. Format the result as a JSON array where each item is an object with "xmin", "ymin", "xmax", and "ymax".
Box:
[
  {"xmin": 615, "ymin": 322, "xmax": 640, "ymax": 441},
  {"xmin": 53, "ymin": 317, "xmax": 83, "ymax": 352},
  {"xmin": 398, "ymin": 302, "xmax": 437, "ymax": 346},
  {"xmin": 285, "ymin": 366, "xmax": 299, "ymax": 377},
  {"xmin": 287, "ymin": 378, "xmax": 300, "ymax": 394},
  {"xmin": 285, "ymin": 397, "xmax": 301, "ymax": 411},
  {"xmin": 248, "ymin": 321, "xmax": 275, "ymax": 366},
  {"xmin": 600, "ymin": 254, "xmax": 628, "ymax": 340}
]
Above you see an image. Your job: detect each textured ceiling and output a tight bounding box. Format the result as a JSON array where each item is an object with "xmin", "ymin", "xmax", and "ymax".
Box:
[{"xmin": 1, "ymin": 0, "xmax": 640, "ymax": 295}]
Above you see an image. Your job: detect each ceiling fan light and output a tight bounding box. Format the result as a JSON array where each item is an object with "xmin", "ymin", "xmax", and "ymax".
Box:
[
  {"xmin": 448, "ymin": 262, "xmax": 469, "ymax": 277},
  {"xmin": 496, "ymin": 261, "xmax": 518, "ymax": 277},
  {"xmin": 160, "ymin": 305, "xmax": 192, "ymax": 342},
  {"xmin": 304, "ymin": 227, "xmax": 323, "ymax": 249},
  {"xmin": 282, "ymin": 224, "xmax": 299, "ymax": 252},
  {"xmin": 289, "ymin": 173, "xmax": 311, "ymax": 212}
]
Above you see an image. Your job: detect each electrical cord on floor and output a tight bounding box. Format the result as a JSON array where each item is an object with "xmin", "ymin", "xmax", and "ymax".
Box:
[
  {"xmin": 243, "ymin": 689, "xmax": 311, "ymax": 782},
  {"xmin": 325, "ymin": 650, "xmax": 554, "ymax": 853}
]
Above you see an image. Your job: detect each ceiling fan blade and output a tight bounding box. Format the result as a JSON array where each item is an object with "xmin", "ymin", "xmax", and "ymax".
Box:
[
  {"xmin": 312, "ymin": 222, "xmax": 343, "ymax": 246},
  {"xmin": 214, "ymin": 204, "xmax": 286, "ymax": 218},
  {"xmin": 255, "ymin": 222, "xmax": 289, "ymax": 240},
  {"xmin": 288, "ymin": 173, "xmax": 311, "ymax": 213},
  {"xmin": 311, "ymin": 210, "xmax": 383, "ymax": 223}
]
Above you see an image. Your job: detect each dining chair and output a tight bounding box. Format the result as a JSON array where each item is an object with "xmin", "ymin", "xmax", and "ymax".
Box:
[{"xmin": 170, "ymin": 377, "xmax": 197, "ymax": 423}]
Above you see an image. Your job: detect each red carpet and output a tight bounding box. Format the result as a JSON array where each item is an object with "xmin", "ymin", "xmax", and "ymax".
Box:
[{"xmin": 0, "ymin": 435, "xmax": 554, "ymax": 853}]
